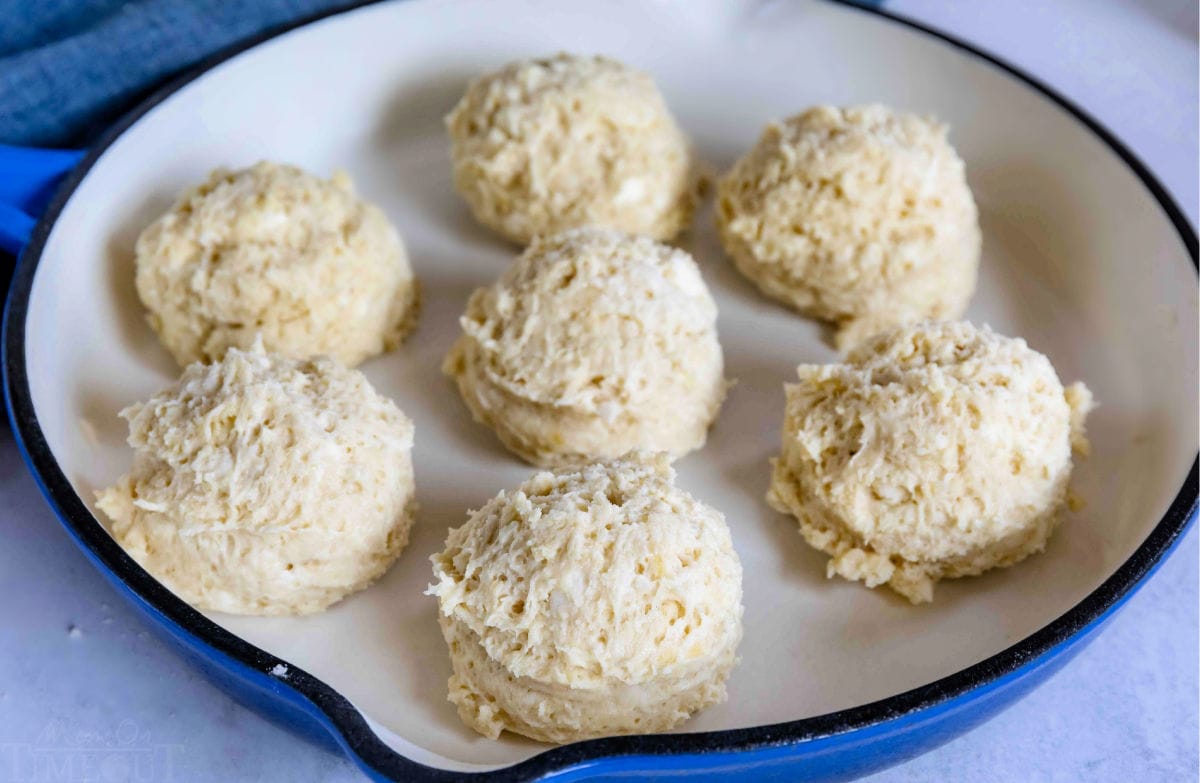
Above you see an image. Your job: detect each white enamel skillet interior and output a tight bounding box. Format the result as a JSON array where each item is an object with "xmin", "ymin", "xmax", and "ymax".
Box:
[{"xmin": 5, "ymin": 0, "xmax": 1197, "ymax": 776}]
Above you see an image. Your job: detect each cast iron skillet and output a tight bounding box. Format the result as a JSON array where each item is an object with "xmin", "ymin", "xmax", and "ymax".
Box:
[{"xmin": 2, "ymin": 1, "xmax": 1196, "ymax": 780}]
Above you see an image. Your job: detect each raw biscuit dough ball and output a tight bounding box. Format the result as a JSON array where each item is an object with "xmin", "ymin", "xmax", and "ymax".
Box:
[
  {"xmin": 447, "ymin": 53, "xmax": 697, "ymax": 244},
  {"xmin": 717, "ymin": 105, "xmax": 981, "ymax": 349},
  {"xmin": 95, "ymin": 344, "xmax": 417, "ymax": 615},
  {"xmin": 443, "ymin": 228, "xmax": 727, "ymax": 466},
  {"xmin": 428, "ymin": 454, "xmax": 744, "ymax": 742},
  {"xmin": 135, "ymin": 161, "xmax": 418, "ymax": 367},
  {"xmin": 767, "ymin": 321, "xmax": 1093, "ymax": 604}
]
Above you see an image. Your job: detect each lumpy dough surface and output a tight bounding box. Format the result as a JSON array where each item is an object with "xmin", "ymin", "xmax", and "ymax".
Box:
[
  {"xmin": 767, "ymin": 321, "xmax": 1093, "ymax": 603},
  {"xmin": 447, "ymin": 53, "xmax": 697, "ymax": 244},
  {"xmin": 443, "ymin": 227, "xmax": 728, "ymax": 466},
  {"xmin": 96, "ymin": 344, "xmax": 417, "ymax": 615},
  {"xmin": 135, "ymin": 161, "xmax": 418, "ymax": 367},
  {"xmin": 428, "ymin": 454, "xmax": 744, "ymax": 743},
  {"xmin": 717, "ymin": 105, "xmax": 981, "ymax": 349}
]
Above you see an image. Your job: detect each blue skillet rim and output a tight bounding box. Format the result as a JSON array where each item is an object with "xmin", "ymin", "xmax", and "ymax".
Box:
[{"xmin": 3, "ymin": 1, "xmax": 1198, "ymax": 780}]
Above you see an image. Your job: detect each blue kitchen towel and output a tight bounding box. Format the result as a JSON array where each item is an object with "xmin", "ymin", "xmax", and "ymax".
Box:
[{"xmin": 0, "ymin": 0, "xmax": 356, "ymax": 147}]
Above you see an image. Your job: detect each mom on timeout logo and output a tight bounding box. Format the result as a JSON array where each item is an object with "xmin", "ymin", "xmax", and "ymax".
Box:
[{"xmin": 0, "ymin": 718, "xmax": 178, "ymax": 782}]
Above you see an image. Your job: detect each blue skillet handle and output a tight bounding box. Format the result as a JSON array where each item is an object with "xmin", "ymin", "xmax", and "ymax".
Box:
[{"xmin": 0, "ymin": 145, "xmax": 85, "ymax": 257}]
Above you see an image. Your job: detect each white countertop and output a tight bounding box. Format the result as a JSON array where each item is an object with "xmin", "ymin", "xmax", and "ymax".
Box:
[{"xmin": 1, "ymin": 1, "xmax": 1195, "ymax": 781}]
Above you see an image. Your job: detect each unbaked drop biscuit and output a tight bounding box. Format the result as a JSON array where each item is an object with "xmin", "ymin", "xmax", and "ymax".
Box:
[
  {"xmin": 768, "ymin": 321, "xmax": 1092, "ymax": 603},
  {"xmin": 717, "ymin": 105, "xmax": 980, "ymax": 349},
  {"xmin": 428, "ymin": 454, "xmax": 743, "ymax": 742},
  {"xmin": 447, "ymin": 53, "xmax": 698, "ymax": 243},
  {"xmin": 96, "ymin": 343, "xmax": 416, "ymax": 615},
  {"xmin": 135, "ymin": 161, "xmax": 418, "ymax": 367},
  {"xmin": 444, "ymin": 227, "xmax": 728, "ymax": 466}
]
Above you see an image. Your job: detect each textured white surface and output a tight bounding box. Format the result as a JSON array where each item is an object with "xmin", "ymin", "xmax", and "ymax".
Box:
[{"xmin": 0, "ymin": 2, "xmax": 1195, "ymax": 782}]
